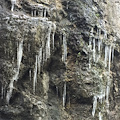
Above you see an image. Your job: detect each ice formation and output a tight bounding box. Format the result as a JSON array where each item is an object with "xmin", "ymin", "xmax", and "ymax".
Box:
[
  {"xmin": 33, "ymin": 55, "xmax": 38, "ymax": 94},
  {"xmin": 63, "ymin": 82, "xmax": 66, "ymax": 107},
  {"xmin": 62, "ymin": 34, "xmax": 67, "ymax": 64},
  {"xmin": 6, "ymin": 40, "xmax": 23, "ymax": 103},
  {"xmin": 11, "ymin": 0, "xmax": 16, "ymax": 12}
]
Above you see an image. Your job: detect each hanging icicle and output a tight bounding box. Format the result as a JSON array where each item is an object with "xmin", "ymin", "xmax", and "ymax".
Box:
[
  {"xmin": 56, "ymin": 86, "xmax": 58, "ymax": 97},
  {"xmin": 89, "ymin": 37, "xmax": 92, "ymax": 51},
  {"xmin": 62, "ymin": 34, "xmax": 67, "ymax": 64},
  {"xmin": 92, "ymin": 96, "xmax": 97, "ymax": 117},
  {"xmin": 1, "ymin": 85, "xmax": 3, "ymax": 99},
  {"xmin": 104, "ymin": 30, "xmax": 107, "ymax": 40},
  {"xmin": 52, "ymin": 23, "xmax": 56, "ymax": 49},
  {"xmin": 104, "ymin": 45, "xmax": 108, "ymax": 68},
  {"xmin": 34, "ymin": 10, "xmax": 37, "ymax": 17},
  {"xmin": 63, "ymin": 82, "xmax": 66, "ymax": 107},
  {"xmin": 11, "ymin": 0, "xmax": 16, "ymax": 12},
  {"xmin": 98, "ymin": 40, "xmax": 101, "ymax": 52},
  {"xmin": 33, "ymin": 55, "xmax": 38, "ymax": 94},
  {"xmin": 108, "ymin": 46, "xmax": 111, "ymax": 73},
  {"xmin": 99, "ymin": 112, "xmax": 102, "ymax": 120},
  {"xmin": 46, "ymin": 22, "xmax": 52, "ymax": 61},
  {"xmin": 89, "ymin": 37, "xmax": 92, "ymax": 69},
  {"xmin": 112, "ymin": 47, "xmax": 114, "ymax": 63},
  {"xmin": 44, "ymin": 8, "xmax": 47, "ymax": 17},
  {"xmin": 90, "ymin": 28, "xmax": 94, "ymax": 37},
  {"xmin": 17, "ymin": 40, "xmax": 23, "ymax": 69},
  {"xmin": 31, "ymin": 10, "xmax": 34, "ymax": 17},
  {"xmin": 29, "ymin": 69, "xmax": 32, "ymax": 81},
  {"xmin": 93, "ymin": 39, "xmax": 96, "ymax": 62},
  {"xmin": 6, "ymin": 40, "xmax": 23, "ymax": 104},
  {"xmin": 38, "ymin": 48, "xmax": 42, "ymax": 74}
]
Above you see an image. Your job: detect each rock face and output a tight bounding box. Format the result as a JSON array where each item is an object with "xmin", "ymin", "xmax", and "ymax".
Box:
[{"xmin": 0, "ymin": 0, "xmax": 120, "ymax": 120}]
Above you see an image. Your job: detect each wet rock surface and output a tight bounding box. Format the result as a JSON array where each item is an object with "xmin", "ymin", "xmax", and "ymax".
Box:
[{"xmin": 0, "ymin": 0, "xmax": 120, "ymax": 120}]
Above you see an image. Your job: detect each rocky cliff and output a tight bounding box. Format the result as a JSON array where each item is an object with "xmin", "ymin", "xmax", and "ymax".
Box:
[{"xmin": 0, "ymin": 0, "xmax": 120, "ymax": 120}]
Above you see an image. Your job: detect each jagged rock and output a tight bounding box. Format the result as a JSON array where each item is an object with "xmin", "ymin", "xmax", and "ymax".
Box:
[{"xmin": 0, "ymin": 0, "xmax": 120, "ymax": 120}]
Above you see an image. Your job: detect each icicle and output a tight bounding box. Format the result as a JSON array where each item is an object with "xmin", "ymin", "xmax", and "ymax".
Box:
[
  {"xmin": 96, "ymin": 39, "xmax": 101, "ymax": 62},
  {"xmin": 28, "ymin": 44, "xmax": 31, "ymax": 52},
  {"xmin": 104, "ymin": 30, "xmax": 107, "ymax": 40},
  {"xmin": 99, "ymin": 112, "xmax": 102, "ymax": 120},
  {"xmin": 90, "ymin": 28, "xmax": 94, "ymax": 37},
  {"xmin": 62, "ymin": 34, "xmax": 67, "ymax": 64},
  {"xmin": 66, "ymin": 1, "xmax": 69, "ymax": 9},
  {"xmin": 112, "ymin": 47, "xmax": 114, "ymax": 63},
  {"xmin": 11, "ymin": 0, "xmax": 16, "ymax": 12},
  {"xmin": 106, "ymin": 80, "xmax": 110, "ymax": 105},
  {"xmin": 93, "ymin": 39, "xmax": 96, "ymax": 62},
  {"xmin": 17, "ymin": 40, "xmax": 23, "ymax": 69},
  {"xmin": 97, "ymin": 29, "xmax": 99, "ymax": 38},
  {"xmin": 98, "ymin": 29, "xmax": 101, "ymax": 38},
  {"xmin": 34, "ymin": 10, "xmax": 36, "ymax": 17},
  {"xmin": 29, "ymin": 69, "xmax": 32, "ymax": 81},
  {"xmin": 31, "ymin": 10, "xmax": 33, "ymax": 17},
  {"xmin": 108, "ymin": 46, "xmax": 111, "ymax": 73},
  {"xmin": 89, "ymin": 38, "xmax": 92, "ymax": 69},
  {"xmin": 105, "ymin": 45, "xmax": 108, "ymax": 68},
  {"xmin": 1, "ymin": 85, "xmax": 3, "ymax": 99},
  {"xmin": 38, "ymin": 48, "xmax": 42, "ymax": 74},
  {"xmin": 63, "ymin": 82, "xmax": 66, "ymax": 107},
  {"xmin": 98, "ymin": 40, "xmax": 101, "ymax": 52},
  {"xmin": 98, "ymin": 92, "xmax": 105, "ymax": 104},
  {"xmin": 6, "ymin": 40, "xmax": 23, "ymax": 104},
  {"xmin": 56, "ymin": 86, "xmax": 58, "ymax": 97},
  {"xmin": 6, "ymin": 80, "xmax": 14, "ymax": 104},
  {"xmin": 89, "ymin": 37, "xmax": 92, "ymax": 51},
  {"xmin": 52, "ymin": 23, "xmax": 56, "ymax": 49},
  {"xmin": 46, "ymin": 22, "xmax": 52, "ymax": 60},
  {"xmin": 92, "ymin": 96, "xmax": 97, "ymax": 117},
  {"xmin": 44, "ymin": 9, "xmax": 47, "ymax": 17},
  {"xmin": 33, "ymin": 55, "xmax": 38, "ymax": 94},
  {"xmin": 40, "ymin": 9, "xmax": 43, "ymax": 17},
  {"xmin": 43, "ymin": 52, "xmax": 45, "ymax": 64}
]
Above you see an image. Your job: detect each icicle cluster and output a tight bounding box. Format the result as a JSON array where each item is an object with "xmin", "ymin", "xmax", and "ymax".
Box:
[
  {"xmin": 90, "ymin": 27, "xmax": 115, "ymax": 118},
  {"xmin": 32, "ymin": 22, "xmax": 56, "ymax": 94},
  {"xmin": 92, "ymin": 92, "xmax": 105, "ymax": 117},
  {"xmin": 31, "ymin": 5, "xmax": 48, "ymax": 17}
]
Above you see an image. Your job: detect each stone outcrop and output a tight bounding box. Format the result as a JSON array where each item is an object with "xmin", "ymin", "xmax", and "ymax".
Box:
[{"xmin": 0, "ymin": 0, "xmax": 120, "ymax": 120}]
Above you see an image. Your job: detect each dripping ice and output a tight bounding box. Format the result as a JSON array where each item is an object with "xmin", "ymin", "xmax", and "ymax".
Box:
[{"xmin": 6, "ymin": 40, "xmax": 23, "ymax": 104}]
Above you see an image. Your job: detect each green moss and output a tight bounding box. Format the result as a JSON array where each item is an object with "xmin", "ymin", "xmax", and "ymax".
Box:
[{"xmin": 96, "ymin": 13, "xmax": 100, "ymax": 18}]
